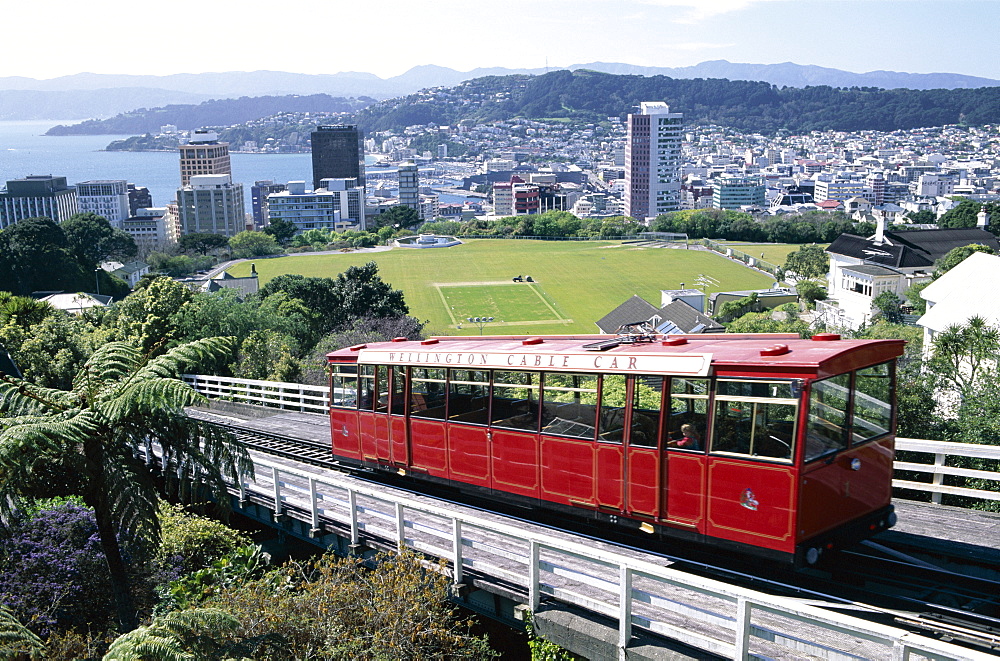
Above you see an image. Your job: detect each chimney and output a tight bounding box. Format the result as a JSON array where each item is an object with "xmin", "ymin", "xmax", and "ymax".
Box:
[
  {"xmin": 977, "ymin": 205, "xmax": 990, "ymax": 229},
  {"xmin": 250, "ymin": 263, "xmax": 257, "ymax": 277},
  {"xmin": 874, "ymin": 215, "xmax": 886, "ymax": 244}
]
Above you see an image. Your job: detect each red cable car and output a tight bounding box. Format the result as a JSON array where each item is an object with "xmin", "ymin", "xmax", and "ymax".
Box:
[{"xmin": 327, "ymin": 332, "xmax": 904, "ymax": 566}]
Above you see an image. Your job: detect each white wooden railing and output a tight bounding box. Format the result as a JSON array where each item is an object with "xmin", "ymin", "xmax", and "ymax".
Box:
[
  {"xmin": 177, "ymin": 375, "xmax": 999, "ymax": 659},
  {"xmin": 210, "ymin": 452, "xmax": 990, "ymax": 661},
  {"xmin": 895, "ymin": 438, "xmax": 1000, "ymax": 503},
  {"xmin": 183, "ymin": 374, "xmax": 329, "ymax": 413},
  {"xmin": 183, "ymin": 375, "xmax": 1000, "ymax": 506}
]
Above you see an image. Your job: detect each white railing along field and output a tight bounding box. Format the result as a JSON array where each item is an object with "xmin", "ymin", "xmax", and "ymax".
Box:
[{"xmin": 183, "ymin": 374, "xmax": 329, "ymax": 414}]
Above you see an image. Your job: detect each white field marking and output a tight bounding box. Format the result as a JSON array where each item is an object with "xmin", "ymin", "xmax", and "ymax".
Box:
[
  {"xmin": 435, "ymin": 285, "xmax": 459, "ymax": 325},
  {"xmin": 524, "ymin": 283, "xmax": 566, "ymax": 321},
  {"xmin": 434, "ymin": 281, "xmax": 523, "ymax": 287},
  {"xmin": 448, "ymin": 318, "xmax": 574, "ymax": 328}
]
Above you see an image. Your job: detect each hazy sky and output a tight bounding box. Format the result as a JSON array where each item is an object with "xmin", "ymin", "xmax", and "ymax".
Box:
[{"xmin": 3, "ymin": 0, "xmax": 996, "ymax": 80}]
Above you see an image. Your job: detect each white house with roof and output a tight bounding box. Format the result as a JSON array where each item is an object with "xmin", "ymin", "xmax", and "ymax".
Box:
[
  {"xmin": 917, "ymin": 251, "xmax": 1000, "ymax": 357},
  {"xmin": 821, "ymin": 215, "xmax": 1000, "ymax": 329},
  {"xmin": 39, "ymin": 292, "xmax": 112, "ymax": 315}
]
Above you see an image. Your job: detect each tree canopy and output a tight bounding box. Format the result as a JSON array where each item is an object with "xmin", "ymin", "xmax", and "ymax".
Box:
[
  {"xmin": 229, "ymin": 230, "xmax": 281, "ymax": 259},
  {"xmin": 60, "ymin": 213, "xmax": 137, "ymax": 269},
  {"xmin": 376, "ymin": 205, "xmax": 421, "ymax": 230},
  {"xmin": 937, "ymin": 200, "xmax": 1000, "ymax": 231},
  {"xmin": 261, "ymin": 218, "xmax": 299, "ymax": 245},
  {"xmin": 178, "ymin": 232, "xmax": 229, "ymax": 255},
  {"xmin": 783, "ymin": 244, "xmax": 830, "ymax": 280},
  {"xmin": 933, "ymin": 243, "xmax": 996, "ymax": 279}
]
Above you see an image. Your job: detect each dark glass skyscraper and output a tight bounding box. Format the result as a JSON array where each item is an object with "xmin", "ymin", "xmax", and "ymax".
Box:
[{"xmin": 311, "ymin": 125, "xmax": 365, "ymax": 192}]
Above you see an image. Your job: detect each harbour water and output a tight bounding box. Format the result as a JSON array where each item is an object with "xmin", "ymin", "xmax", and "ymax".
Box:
[{"xmin": 0, "ymin": 120, "xmax": 474, "ymax": 215}]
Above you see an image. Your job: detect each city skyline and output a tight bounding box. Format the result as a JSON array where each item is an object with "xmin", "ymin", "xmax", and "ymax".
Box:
[{"xmin": 0, "ymin": 0, "xmax": 996, "ymax": 82}]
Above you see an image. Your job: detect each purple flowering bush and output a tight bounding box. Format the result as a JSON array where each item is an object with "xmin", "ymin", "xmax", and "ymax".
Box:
[{"xmin": 0, "ymin": 501, "xmax": 117, "ymax": 636}]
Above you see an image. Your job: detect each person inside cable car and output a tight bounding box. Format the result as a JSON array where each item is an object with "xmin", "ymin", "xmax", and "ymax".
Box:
[{"xmin": 667, "ymin": 423, "xmax": 701, "ymax": 450}]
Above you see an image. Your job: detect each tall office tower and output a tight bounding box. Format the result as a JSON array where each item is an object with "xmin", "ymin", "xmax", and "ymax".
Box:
[
  {"xmin": 624, "ymin": 102, "xmax": 683, "ymax": 220},
  {"xmin": 0, "ymin": 175, "xmax": 78, "ymax": 229},
  {"xmin": 76, "ymin": 180, "xmax": 130, "ymax": 227},
  {"xmin": 251, "ymin": 180, "xmax": 286, "ymax": 228},
  {"xmin": 311, "ymin": 125, "xmax": 365, "ymax": 192},
  {"xmin": 127, "ymin": 183, "xmax": 153, "ymax": 216},
  {"xmin": 177, "ymin": 174, "xmax": 246, "ymax": 237},
  {"xmin": 397, "ymin": 162, "xmax": 419, "ymax": 211},
  {"xmin": 178, "ymin": 129, "xmax": 232, "ymax": 186}
]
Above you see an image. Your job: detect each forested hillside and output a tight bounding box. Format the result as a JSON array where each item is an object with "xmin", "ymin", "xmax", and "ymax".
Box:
[
  {"xmin": 42, "ymin": 70, "xmax": 1000, "ymax": 138},
  {"xmin": 357, "ymin": 69, "xmax": 1000, "ymax": 133},
  {"xmin": 45, "ymin": 94, "xmax": 372, "ymax": 135}
]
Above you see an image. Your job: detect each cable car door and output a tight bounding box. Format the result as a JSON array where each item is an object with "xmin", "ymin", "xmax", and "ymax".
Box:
[
  {"xmin": 622, "ymin": 376, "xmax": 660, "ymax": 518},
  {"xmin": 664, "ymin": 378, "xmax": 709, "ymax": 531},
  {"xmin": 388, "ymin": 366, "xmax": 409, "ymax": 466}
]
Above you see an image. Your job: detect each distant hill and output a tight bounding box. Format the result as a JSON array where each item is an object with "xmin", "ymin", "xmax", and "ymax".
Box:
[
  {"xmin": 1, "ymin": 60, "xmax": 995, "ymax": 111},
  {"xmin": 0, "ymin": 88, "xmax": 211, "ymax": 120},
  {"xmin": 355, "ymin": 69, "xmax": 1000, "ymax": 134},
  {"xmin": 45, "ymin": 94, "xmax": 372, "ymax": 136}
]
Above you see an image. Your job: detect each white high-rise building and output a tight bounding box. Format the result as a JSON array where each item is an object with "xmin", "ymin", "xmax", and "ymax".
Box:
[
  {"xmin": 397, "ymin": 162, "xmax": 419, "ymax": 211},
  {"xmin": 624, "ymin": 102, "xmax": 683, "ymax": 220},
  {"xmin": 178, "ymin": 130, "xmax": 231, "ymax": 187},
  {"xmin": 76, "ymin": 180, "xmax": 130, "ymax": 228}
]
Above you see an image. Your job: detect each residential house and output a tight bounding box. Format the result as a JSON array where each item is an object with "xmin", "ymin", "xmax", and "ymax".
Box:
[
  {"xmin": 822, "ymin": 219, "xmax": 1000, "ymax": 329},
  {"xmin": 595, "ymin": 295, "xmax": 724, "ymax": 335},
  {"xmin": 917, "ymin": 251, "xmax": 1000, "ymax": 358}
]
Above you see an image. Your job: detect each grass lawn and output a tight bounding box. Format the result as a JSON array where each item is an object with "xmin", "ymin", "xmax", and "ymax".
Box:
[
  {"xmin": 229, "ymin": 240, "xmax": 775, "ymax": 335},
  {"xmin": 438, "ymin": 283, "xmax": 569, "ymax": 327},
  {"xmin": 716, "ymin": 242, "xmax": 828, "ymax": 268}
]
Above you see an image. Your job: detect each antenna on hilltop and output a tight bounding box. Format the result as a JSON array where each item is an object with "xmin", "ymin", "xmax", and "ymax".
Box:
[{"xmin": 545, "ymin": 56, "xmax": 549, "ymax": 73}]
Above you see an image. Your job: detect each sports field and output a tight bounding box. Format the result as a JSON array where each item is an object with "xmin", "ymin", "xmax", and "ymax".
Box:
[
  {"xmin": 228, "ymin": 240, "xmax": 775, "ymax": 335},
  {"xmin": 717, "ymin": 242, "xmax": 827, "ymax": 267}
]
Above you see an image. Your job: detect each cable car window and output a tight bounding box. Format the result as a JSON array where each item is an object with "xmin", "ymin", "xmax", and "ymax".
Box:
[
  {"xmin": 410, "ymin": 367, "xmax": 447, "ymax": 420},
  {"xmin": 541, "ymin": 373, "xmax": 598, "ymax": 440},
  {"xmin": 596, "ymin": 375, "xmax": 628, "ymax": 444},
  {"xmin": 330, "ymin": 364, "xmax": 358, "ymax": 409},
  {"xmin": 712, "ymin": 380, "xmax": 797, "ymax": 462},
  {"xmin": 389, "ymin": 366, "xmax": 406, "ymax": 414},
  {"xmin": 852, "ymin": 362, "xmax": 893, "ymax": 444},
  {"xmin": 629, "ymin": 376, "xmax": 663, "ymax": 447},
  {"xmin": 716, "ymin": 380, "xmax": 794, "ymax": 399},
  {"xmin": 668, "ymin": 377, "xmax": 709, "ymax": 449},
  {"xmin": 490, "ymin": 371, "xmax": 540, "ymax": 432},
  {"xmin": 447, "ymin": 369, "xmax": 490, "ymax": 425},
  {"xmin": 805, "ymin": 374, "xmax": 850, "ymax": 462},
  {"xmin": 359, "ymin": 364, "xmax": 377, "ymax": 412}
]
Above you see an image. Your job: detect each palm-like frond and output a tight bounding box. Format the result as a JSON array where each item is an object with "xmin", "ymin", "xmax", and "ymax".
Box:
[
  {"xmin": 1, "ymin": 336, "xmax": 248, "ymax": 633},
  {"xmin": 0, "ymin": 375, "xmax": 78, "ymax": 416},
  {"xmin": 103, "ymin": 608, "xmax": 241, "ymax": 661},
  {"xmin": 0, "ymin": 411, "xmax": 99, "ymax": 477},
  {"xmin": 99, "ymin": 445, "xmax": 162, "ymax": 551},
  {"xmin": 154, "ymin": 418, "xmax": 253, "ymax": 507},
  {"xmin": 138, "ymin": 336, "xmax": 236, "ymax": 381},
  {"xmin": 73, "ymin": 342, "xmax": 145, "ymax": 395},
  {"xmin": 0, "ymin": 604, "xmax": 45, "ymax": 656},
  {"xmin": 101, "ymin": 377, "xmax": 204, "ymax": 423}
]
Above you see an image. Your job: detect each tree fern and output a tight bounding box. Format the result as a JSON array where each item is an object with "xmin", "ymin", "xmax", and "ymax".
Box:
[
  {"xmin": 0, "ymin": 336, "xmax": 249, "ymax": 632},
  {"xmin": 0, "ymin": 604, "xmax": 45, "ymax": 656}
]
